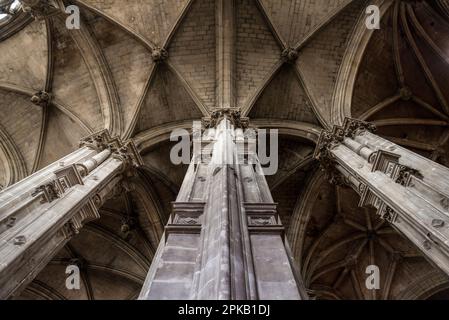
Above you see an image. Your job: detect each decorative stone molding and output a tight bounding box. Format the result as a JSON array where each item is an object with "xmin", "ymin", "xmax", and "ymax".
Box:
[
  {"xmin": 281, "ymin": 47, "xmax": 298, "ymax": 64},
  {"xmin": 61, "ymin": 201, "xmax": 99, "ymax": 239},
  {"xmin": 394, "ymin": 164, "xmax": 422, "ymax": 186},
  {"xmin": 151, "ymin": 47, "xmax": 168, "ymax": 63},
  {"xmin": 341, "ymin": 117, "xmax": 377, "ymax": 138},
  {"xmin": 202, "ymin": 108, "xmax": 249, "ymax": 129},
  {"xmin": 31, "ymin": 164, "xmax": 84, "ymax": 204},
  {"xmin": 314, "ymin": 117, "xmax": 449, "ymax": 277},
  {"xmin": 244, "ymin": 203, "xmax": 284, "ymax": 236},
  {"xmin": 19, "ymin": 0, "xmax": 61, "ymax": 20},
  {"xmin": 31, "ymin": 180, "xmax": 60, "ymax": 203},
  {"xmin": 109, "ymin": 139, "xmax": 143, "ymax": 174},
  {"xmin": 165, "ymin": 202, "xmax": 204, "ymax": 239},
  {"xmin": 30, "ymin": 90, "xmax": 51, "ymax": 107},
  {"xmin": 79, "ymin": 129, "xmax": 113, "ymax": 151},
  {"xmin": 79, "ymin": 130, "xmax": 143, "ymax": 174},
  {"xmin": 314, "ymin": 118, "xmax": 378, "ymax": 186}
]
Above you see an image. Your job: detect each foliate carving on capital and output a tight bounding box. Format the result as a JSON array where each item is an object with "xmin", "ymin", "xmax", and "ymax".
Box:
[
  {"xmin": 108, "ymin": 139, "xmax": 143, "ymax": 174},
  {"xmin": 342, "ymin": 117, "xmax": 377, "ymax": 139},
  {"xmin": 202, "ymin": 109, "xmax": 249, "ymax": 129},
  {"xmin": 314, "ymin": 118, "xmax": 377, "ymax": 186},
  {"xmin": 313, "ymin": 127, "xmax": 345, "ymax": 185},
  {"xmin": 80, "ymin": 130, "xmax": 143, "ymax": 176},
  {"xmin": 79, "ymin": 129, "xmax": 113, "ymax": 151}
]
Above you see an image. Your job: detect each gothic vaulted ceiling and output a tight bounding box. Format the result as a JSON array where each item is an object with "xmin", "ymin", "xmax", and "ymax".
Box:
[{"xmin": 1, "ymin": 0, "xmax": 449, "ymax": 300}]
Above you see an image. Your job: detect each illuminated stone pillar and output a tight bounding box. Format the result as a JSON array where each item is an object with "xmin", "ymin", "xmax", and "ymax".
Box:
[
  {"xmin": 0, "ymin": 130, "xmax": 142, "ymax": 299},
  {"xmin": 139, "ymin": 111, "xmax": 303, "ymax": 300},
  {"xmin": 315, "ymin": 118, "xmax": 449, "ymax": 276}
]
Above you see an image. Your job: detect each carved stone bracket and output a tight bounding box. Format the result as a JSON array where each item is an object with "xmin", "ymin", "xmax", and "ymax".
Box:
[
  {"xmin": 202, "ymin": 109, "xmax": 249, "ymax": 129},
  {"xmin": 394, "ymin": 165, "xmax": 423, "ymax": 186}
]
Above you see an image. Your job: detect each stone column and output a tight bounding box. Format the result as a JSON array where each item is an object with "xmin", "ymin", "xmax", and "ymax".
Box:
[
  {"xmin": 139, "ymin": 111, "xmax": 302, "ymax": 300},
  {"xmin": 315, "ymin": 118, "xmax": 449, "ymax": 276},
  {"xmin": 0, "ymin": 130, "xmax": 142, "ymax": 299}
]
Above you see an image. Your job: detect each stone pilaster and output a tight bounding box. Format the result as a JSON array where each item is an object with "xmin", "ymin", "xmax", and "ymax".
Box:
[
  {"xmin": 139, "ymin": 113, "xmax": 302, "ymax": 300},
  {"xmin": 0, "ymin": 130, "xmax": 142, "ymax": 299},
  {"xmin": 315, "ymin": 118, "xmax": 449, "ymax": 276}
]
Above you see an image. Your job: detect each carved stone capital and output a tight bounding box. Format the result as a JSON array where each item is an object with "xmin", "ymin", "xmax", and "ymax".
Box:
[
  {"xmin": 79, "ymin": 130, "xmax": 142, "ymax": 176},
  {"xmin": 108, "ymin": 139, "xmax": 143, "ymax": 174},
  {"xmin": 314, "ymin": 118, "xmax": 377, "ymax": 185},
  {"xmin": 151, "ymin": 47, "xmax": 168, "ymax": 63},
  {"xmin": 30, "ymin": 90, "xmax": 51, "ymax": 107},
  {"xmin": 79, "ymin": 129, "xmax": 113, "ymax": 151},
  {"xmin": 281, "ymin": 47, "xmax": 298, "ymax": 64},
  {"xmin": 19, "ymin": 0, "xmax": 61, "ymax": 20},
  {"xmin": 202, "ymin": 108, "xmax": 249, "ymax": 129},
  {"xmin": 342, "ymin": 117, "xmax": 376, "ymax": 139}
]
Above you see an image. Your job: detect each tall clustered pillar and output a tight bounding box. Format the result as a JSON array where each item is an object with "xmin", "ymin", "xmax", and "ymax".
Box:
[
  {"xmin": 0, "ymin": 130, "xmax": 142, "ymax": 299},
  {"xmin": 314, "ymin": 118, "xmax": 449, "ymax": 276}
]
